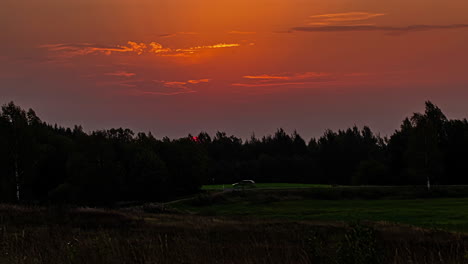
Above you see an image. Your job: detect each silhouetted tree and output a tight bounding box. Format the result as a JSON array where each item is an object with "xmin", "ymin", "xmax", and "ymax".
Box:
[{"xmin": 1, "ymin": 100, "xmax": 466, "ymax": 205}]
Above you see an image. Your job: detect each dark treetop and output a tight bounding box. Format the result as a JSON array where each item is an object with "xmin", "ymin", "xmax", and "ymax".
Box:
[{"xmin": 1, "ymin": 101, "xmax": 467, "ymax": 204}]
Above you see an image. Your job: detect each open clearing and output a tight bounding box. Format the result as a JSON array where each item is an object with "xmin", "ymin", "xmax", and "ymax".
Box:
[{"xmin": 176, "ymin": 186, "xmax": 468, "ymax": 232}]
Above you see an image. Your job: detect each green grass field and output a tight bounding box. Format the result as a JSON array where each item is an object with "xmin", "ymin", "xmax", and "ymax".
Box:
[
  {"xmin": 176, "ymin": 193, "xmax": 468, "ymax": 232},
  {"xmin": 202, "ymin": 183, "xmax": 331, "ymax": 190}
]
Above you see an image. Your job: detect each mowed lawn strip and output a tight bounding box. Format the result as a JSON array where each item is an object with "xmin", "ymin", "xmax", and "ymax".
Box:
[{"xmin": 177, "ymin": 198, "xmax": 468, "ymax": 232}]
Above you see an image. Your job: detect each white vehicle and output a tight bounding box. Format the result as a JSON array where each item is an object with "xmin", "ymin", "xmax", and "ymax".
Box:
[{"xmin": 232, "ymin": 180, "xmax": 256, "ymax": 189}]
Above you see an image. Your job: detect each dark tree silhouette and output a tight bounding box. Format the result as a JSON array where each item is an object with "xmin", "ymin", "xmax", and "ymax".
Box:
[{"xmin": 0, "ymin": 100, "xmax": 467, "ymax": 205}]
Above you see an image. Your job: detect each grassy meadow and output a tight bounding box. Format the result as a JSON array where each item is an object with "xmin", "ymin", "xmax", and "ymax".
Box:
[
  {"xmin": 177, "ymin": 196, "xmax": 468, "ymax": 232},
  {"xmin": 201, "ymin": 183, "xmax": 331, "ymax": 190},
  {"xmin": 182, "ymin": 185, "xmax": 468, "ymax": 232},
  {"xmin": 3, "ymin": 185, "xmax": 468, "ymax": 263}
]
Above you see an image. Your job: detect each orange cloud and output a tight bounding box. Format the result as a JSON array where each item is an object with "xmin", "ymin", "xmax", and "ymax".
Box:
[
  {"xmin": 187, "ymin": 79, "xmax": 210, "ymax": 84},
  {"xmin": 308, "ymin": 12, "xmax": 385, "ymax": 25},
  {"xmin": 158, "ymin": 33, "xmax": 177, "ymax": 38},
  {"xmin": 94, "ymin": 72, "xmax": 211, "ymax": 96},
  {"xmin": 232, "ymin": 82, "xmax": 310, "ymax": 87},
  {"xmin": 143, "ymin": 78, "xmax": 212, "ymax": 95},
  {"xmin": 243, "ymin": 72, "xmax": 330, "ymax": 81},
  {"xmin": 176, "ymin": 43, "xmax": 240, "ymax": 53},
  {"xmin": 148, "ymin": 42, "xmax": 171, "ymax": 54},
  {"xmin": 158, "ymin": 32, "xmax": 199, "ymax": 38},
  {"xmin": 243, "ymin": 75, "xmax": 290, "ymax": 80},
  {"xmin": 42, "ymin": 42, "xmax": 243, "ymax": 58},
  {"xmin": 162, "ymin": 78, "xmax": 210, "ymax": 87},
  {"xmin": 293, "ymin": 24, "xmax": 468, "ymax": 33},
  {"xmin": 235, "ymin": 72, "xmax": 333, "ymax": 88},
  {"xmin": 125, "ymin": 42, "xmax": 147, "ymax": 55},
  {"xmin": 39, "ymin": 43, "xmax": 134, "ymax": 58},
  {"xmin": 104, "ymin": 71, "xmax": 136, "ymax": 77},
  {"xmin": 164, "ymin": 81, "xmax": 187, "ymax": 86},
  {"xmin": 294, "ymin": 12, "xmax": 468, "ymax": 34}
]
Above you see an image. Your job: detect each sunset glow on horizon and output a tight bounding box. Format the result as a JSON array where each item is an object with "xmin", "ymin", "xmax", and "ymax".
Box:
[{"xmin": 2, "ymin": 0, "xmax": 468, "ymax": 138}]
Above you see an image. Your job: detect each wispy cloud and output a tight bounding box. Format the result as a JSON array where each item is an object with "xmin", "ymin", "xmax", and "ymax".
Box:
[
  {"xmin": 232, "ymin": 82, "xmax": 319, "ymax": 87},
  {"xmin": 39, "ymin": 43, "xmax": 138, "ymax": 58},
  {"xmin": 41, "ymin": 41, "xmax": 244, "ymax": 59},
  {"xmin": 162, "ymin": 81, "xmax": 190, "ymax": 89},
  {"xmin": 160, "ymin": 78, "xmax": 211, "ymax": 88},
  {"xmin": 177, "ymin": 43, "xmax": 240, "ymax": 51},
  {"xmin": 135, "ymin": 78, "xmax": 212, "ymax": 96},
  {"xmin": 307, "ymin": 12, "xmax": 384, "ymax": 25},
  {"xmin": 187, "ymin": 79, "xmax": 210, "ymax": 84},
  {"xmin": 290, "ymin": 11, "xmax": 468, "ymax": 34},
  {"xmin": 158, "ymin": 33, "xmax": 177, "ymax": 38},
  {"xmin": 158, "ymin": 32, "xmax": 198, "ymax": 38},
  {"xmin": 292, "ymin": 24, "xmax": 468, "ymax": 33},
  {"xmin": 104, "ymin": 71, "xmax": 136, "ymax": 77},
  {"xmin": 243, "ymin": 72, "xmax": 329, "ymax": 81},
  {"xmin": 100, "ymin": 77, "xmax": 210, "ymax": 96},
  {"xmin": 234, "ymin": 72, "xmax": 332, "ymax": 88}
]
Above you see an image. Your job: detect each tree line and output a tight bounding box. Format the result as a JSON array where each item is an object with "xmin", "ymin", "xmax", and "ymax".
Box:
[{"xmin": 1, "ymin": 101, "xmax": 467, "ymax": 204}]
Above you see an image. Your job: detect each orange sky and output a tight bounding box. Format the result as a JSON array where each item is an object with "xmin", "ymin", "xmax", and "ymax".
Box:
[{"xmin": 1, "ymin": 0, "xmax": 468, "ymax": 138}]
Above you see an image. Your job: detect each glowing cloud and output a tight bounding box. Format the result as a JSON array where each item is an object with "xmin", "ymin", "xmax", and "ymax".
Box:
[
  {"xmin": 104, "ymin": 71, "xmax": 136, "ymax": 77},
  {"xmin": 41, "ymin": 41, "xmax": 244, "ymax": 59},
  {"xmin": 187, "ymin": 79, "xmax": 211, "ymax": 84},
  {"xmin": 291, "ymin": 12, "xmax": 468, "ymax": 34},
  {"xmin": 292, "ymin": 24, "xmax": 468, "ymax": 33},
  {"xmin": 162, "ymin": 78, "xmax": 210, "ymax": 87},
  {"xmin": 235, "ymin": 72, "xmax": 333, "ymax": 88},
  {"xmin": 232, "ymin": 82, "xmax": 312, "ymax": 87},
  {"xmin": 148, "ymin": 42, "xmax": 171, "ymax": 54},
  {"xmin": 130, "ymin": 78, "xmax": 212, "ymax": 96},
  {"xmin": 243, "ymin": 75, "xmax": 290, "ymax": 80},
  {"xmin": 164, "ymin": 81, "xmax": 188, "ymax": 86},
  {"xmin": 176, "ymin": 43, "xmax": 241, "ymax": 52},
  {"xmin": 243, "ymin": 72, "xmax": 330, "ymax": 81},
  {"xmin": 308, "ymin": 12, "xmax": 385, "ymax": 25},
  {"xmin": 39, "ymin": 43, "xmax": 135, "ymax": 58},
  {"xmin": 125, "ymin": 42, "xmax": 147, "ymax": 55}
]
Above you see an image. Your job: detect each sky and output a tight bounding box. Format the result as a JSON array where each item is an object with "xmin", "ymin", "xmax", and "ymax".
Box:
[{"xmin": 1, "ymin": 0, "xmax": 468, "ymax": 139}]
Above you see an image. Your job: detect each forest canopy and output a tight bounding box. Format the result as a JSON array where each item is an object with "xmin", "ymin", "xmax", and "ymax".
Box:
[{"xmin": 1, "ymin": 101, "xmax": 467, "ymax": 204}]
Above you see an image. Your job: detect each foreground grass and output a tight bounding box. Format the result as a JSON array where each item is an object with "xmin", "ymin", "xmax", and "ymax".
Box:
[
  {"xmin": 1, "ymin": 204, "xmax": 468, "ymax": 264},
  {"xmin": 202, "ymin": 183, "xmax": 331, "ymax": 190},
  {"xmin": 176, "ymin": 193, "xmax": 468, "ymax": 232}
]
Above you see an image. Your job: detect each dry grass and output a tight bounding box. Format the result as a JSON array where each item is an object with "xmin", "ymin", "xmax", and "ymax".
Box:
[{"xmin": 0, "ymin": 204, "xmax": 467, "ymax": 264}]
